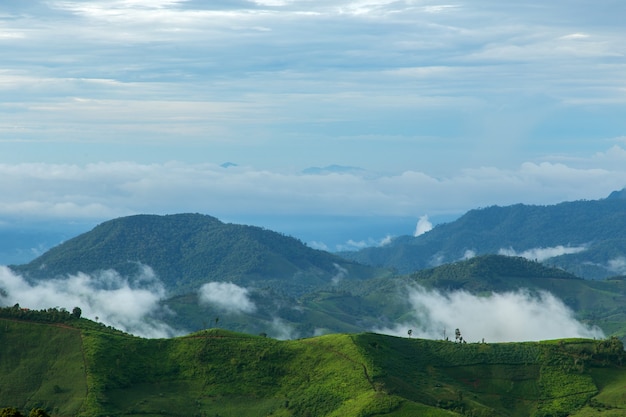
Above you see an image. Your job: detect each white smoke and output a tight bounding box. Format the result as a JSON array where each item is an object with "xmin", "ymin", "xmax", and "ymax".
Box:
[
  {"xmin": 0, "ymin": 265, "xmax": 180, "ymax": 338},
  {"xmin": 414, "ymin": 215, "xmax": 433, "ymax": 237},
  {"xmin": 198, "ymin": 282, "xmax": 256, "ymax": 314},
  {"xmin": 374, "ymin": 285, "xmax": 604, "ymax": 342},
  {"xmin": 498, "ymin": 245, "xmax": 587, "ymax": 262}
]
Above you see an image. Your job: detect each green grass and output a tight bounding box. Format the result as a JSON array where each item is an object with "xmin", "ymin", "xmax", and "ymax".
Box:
[
  {"xmin": 0, "ymin": 320, "xmax": 87, "ymax": 416},
  {"xmin": 2, "ymin": 319, "xmax": 626, "ymax": 417}
]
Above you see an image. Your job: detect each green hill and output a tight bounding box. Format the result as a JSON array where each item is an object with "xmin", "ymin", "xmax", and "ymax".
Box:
[
  {"xmin": 323, "ymin": 255, "xmax": 626, "ymax": 343},
  {"xmin": 11, "ymin": 214, "xmax": 388, "ymax": 295},
  {"xmin": 341, "ymin": 194, "xmax": 626, "ymax": 279},
  {"xmin": 1, "ymin": 313, "xmax": 626, "ymax": 417},
  {"xmin": 7, "ymin": 215, "xmax": 626, "ymax": 342}
]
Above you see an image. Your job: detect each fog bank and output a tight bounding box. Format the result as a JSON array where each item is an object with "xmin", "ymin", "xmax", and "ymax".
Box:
[
  {"xmin": 0, "ymin": 265, "xmax": 180, "ymax": 338},
  {"xmin": 376, "ymin": 286, "xmax": 604, "ymax": 342}
]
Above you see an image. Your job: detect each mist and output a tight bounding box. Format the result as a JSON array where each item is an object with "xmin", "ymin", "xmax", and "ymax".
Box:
[
  {"xmin": 376, "ymin": 285, "xmax": 604, "ymax": 343},
  {"xmin": 414, "ymin": 215, "xmax": 433, "ymax": 237},
  {"xmin": 0, "ymin": 265, "xmax": 180, "ymax": 338},
  {"xmin": 498, "ymin": 245, "xmax": 587, "ymax": 262},
  {"xmin": 198, "ymin": 282, "xmax": 256, "ymax": 314}
]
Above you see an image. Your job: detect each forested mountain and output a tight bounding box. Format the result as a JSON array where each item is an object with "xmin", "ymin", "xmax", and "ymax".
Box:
[
  {"xmin": 341, "ymin": 191, "xmax": 626, "ymax": 279},
  {"xmin": 158, "ymin": 255, "xmax": 626, "ymax": 340},
  {"xmin": 7, "ymin": 214, "xmax": 626, "ymax": 340},
  {"xmin": 1, "ymin": 313, "xmax": 625, "ymax": 417},
  {"xmin": 11, "ymin": 213, "xmax": 388, "ymax": 295}
]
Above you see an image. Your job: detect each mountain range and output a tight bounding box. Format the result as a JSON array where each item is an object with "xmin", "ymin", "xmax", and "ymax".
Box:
[
  {"xmin": 342, "ymin": 190, "xmax": 626, "ymax": 280},
  {"xmin": 7, "ymin": 196, "xmax": 626, "ymax": 341},
  {"xmin": 4, "ymin": 193, "xmax": 626, "ymax": 416}
]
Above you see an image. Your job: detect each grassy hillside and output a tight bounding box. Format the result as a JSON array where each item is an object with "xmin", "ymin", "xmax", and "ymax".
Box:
[
  {"xmin": 12, "ymin": 214, "xmax": 389, "ymax": 295},
  {"xmin": 1, "ymin": 316, "xmax": 626, "ymax": 417}
]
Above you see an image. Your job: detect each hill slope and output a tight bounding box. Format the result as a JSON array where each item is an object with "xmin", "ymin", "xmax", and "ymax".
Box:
[
  {"xmin": 341, "ymin": 194, "xmax": 626, "ymax": 279},
  {"xmin": 1, "ymin": 314, "xmax": 625, "ymax": 417},
  {"xmin": 11, "ymin": 213, "xmax": 387, "ymax": 295}
]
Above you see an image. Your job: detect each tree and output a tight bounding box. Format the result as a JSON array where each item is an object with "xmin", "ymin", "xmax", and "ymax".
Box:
[
  {"xmin": 407, "ymin": 329, "xmax": 413, "ymax": 338},
  {"xmin": 455, "ymin": 328, "xmax": 461, "ymax": 343},
  {"xmin": 72, "ymin": 306, "xmax": 82, "ymax": 319},
  {"xmin": 0, "ymin": 407, "xmax": 24, "ymax": 417},
  {"xmin": 29, "ymin": 409, "xmax": 50, "ymax": 417}
]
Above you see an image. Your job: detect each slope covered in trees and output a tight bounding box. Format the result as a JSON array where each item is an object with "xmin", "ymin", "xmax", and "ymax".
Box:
[
  {"xmin": 11, "ymin": 214, "xmax": 388, "ymax": 295},
  {"xmin": 341, "ymin": 194, "xmax": 626, "ymax": 279}
]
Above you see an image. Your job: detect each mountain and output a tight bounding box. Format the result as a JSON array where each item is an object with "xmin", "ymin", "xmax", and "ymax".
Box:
[
  {"xmin": 340, "ymin": 192, "xmax": 626, "ymax": 279},
  {"xmin": 158, "ymin": 254, "xmax": 626, "ymax": 341},
  {"xmin": 7, "ymin": 213, "xmax": 626, "ymax": 339},
  {"xmin": 1, "ymin": 312, "xmax": 625, "ymax": 417},
  {"xmin": 11, "ymin": 213, "xmax": 388, "ymax": 295}
]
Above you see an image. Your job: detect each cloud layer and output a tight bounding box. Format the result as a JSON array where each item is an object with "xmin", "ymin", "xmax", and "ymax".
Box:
[
  {"xmin": 0, "ymin": 158, "xmax": 625, "ymax": 222},
  {"xmin": 1, "ymin": 0, "xmax": 625, "ymax": 176},
  {"xmin": 376, "ymin": 286, "xmax": 604, "ymax": 342},
  {"xmin": 0, "ymin": 265, "xmax": 178, "ymax": 338},
  {"xmin": 499, "ymin": 245, "xmax": 588, "ymax": 262},
  {"xmin": 2, "ymin": 0, "xmax": 626, "ymax": 252}
]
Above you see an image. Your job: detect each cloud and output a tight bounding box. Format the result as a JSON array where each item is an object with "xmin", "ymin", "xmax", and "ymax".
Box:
[
  {"xmin": 198, "ymin": 282, "xmax": 256, "ymax": 314},
  {"xmin": 0, "ymin": 156, "xmax": 625, "ymax": 225},
  {"xmin": 336, "ymin": 234, "xmax": 395, "ymax": 251},
  {"xmin": 375, "ymin": 286, "xmax": 604, "ymax": 343},
  {"xmin": 0, "ymin": 265, "xmax": 179, "ymax": 338},
  {"xmin": 269, "ymin": 316, "xmax": 298, "ymax": 340},
  {"xmin": 2, "ymin": 0, "xmax": 625, "ymax": 175},
  {"xmin": 462, "ymin": 249, "xmax": 476, "ymax": 260},
  {"xmin": 607, "ymin": 257, "xmax": 626, "ymax": 275},
  {"xmin": 414, "ymin": 215, "xmax": 433, "ymax": 237},
  {"xmin": 331, "ymin": 263, "xmax": 349, "ymax": 285},
  {"xmin": 499, "ymin": 245, "xmax": 587, "ymax": 262}
]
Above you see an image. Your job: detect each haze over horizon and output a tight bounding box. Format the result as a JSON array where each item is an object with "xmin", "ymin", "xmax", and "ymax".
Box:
[{"xmin": 2, "ymin": 0, "xmax": 626, "ymax": 251}]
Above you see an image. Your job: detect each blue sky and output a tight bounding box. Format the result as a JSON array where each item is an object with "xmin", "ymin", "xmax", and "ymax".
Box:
[{"xmin": 1, "ymin": 0, "xmax": 626, "ymax": 250}]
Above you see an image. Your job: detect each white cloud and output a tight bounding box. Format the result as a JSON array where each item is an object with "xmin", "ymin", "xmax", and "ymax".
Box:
[
  {"xmin": 336, "ymin": 234, "xmax": 395, "ymax": 251},
  {"xmin": 462, "ymin": 249, "xmax": 476, "ymax": 260},
  {"xmin": 607, "ymin": 257, "xmax": 626, "ymax": 275},
  {"xmin": 414, "ymin": 215, "xmax": 433, "ymax": 237},
  {"xmin": 375, "ymin": 286, "xmax": 604, "ymax": 342},
  {"xmin": 198, "ymin": 282, "xmax": 256, "ymax": 314},
  {"xmin": 0, "ymin": 155, "xmax": 624, "ymax": 224},
  {"xmin": 499, "ymin": 245, "xmax": 587, "ymax": 262},
  {"xmin": 331, "ymin": 263, "xmax": 349, "ymax": 285},
  {"xmin": 269, "ymin": 316, "xmax": 298, "ymax": 340},
  {"xmin": 0, "ymin": 265, "xmax": 179, "ymax": 338}
]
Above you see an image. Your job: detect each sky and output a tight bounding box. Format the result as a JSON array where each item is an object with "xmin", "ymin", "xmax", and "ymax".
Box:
[{"xmin": 2, "ymin": 0, "xmax": 626, "ymax": 250}]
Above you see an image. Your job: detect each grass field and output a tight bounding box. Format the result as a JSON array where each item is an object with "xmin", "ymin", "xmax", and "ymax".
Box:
[{"xmin": 1, "ymin": 318, "xmax": 625, "ymax": 417}]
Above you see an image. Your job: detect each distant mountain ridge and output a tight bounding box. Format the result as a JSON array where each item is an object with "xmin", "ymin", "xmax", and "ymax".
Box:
[
  {"xmin": 12, "ymin": 213, "xmax": 385, "ymax": 295},
  {"xmin": 6, "ymin": 216, "xmax": 626, "ymax": 340},
  {"xmin": 341, "ymin": 191, "xmax": 626, "ymax": 279}
]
